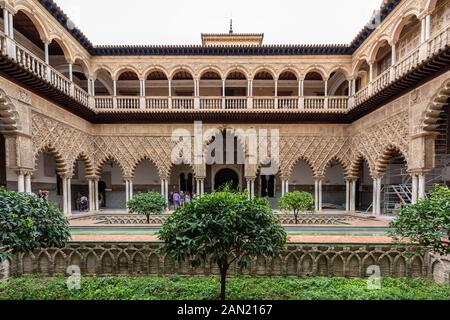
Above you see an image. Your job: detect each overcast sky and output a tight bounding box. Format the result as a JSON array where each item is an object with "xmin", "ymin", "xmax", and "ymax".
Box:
[{"xmin": 54, "ymin": 0, "xmax": 382, "ymax": 45}]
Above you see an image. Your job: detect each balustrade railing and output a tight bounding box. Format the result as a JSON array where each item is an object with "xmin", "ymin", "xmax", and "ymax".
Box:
[
  {"xmin": 117, "ymin": 97, "xmax": 140, "ymax": 109},
  {"xmin": 15, "ymin": 45, "xmax": 46, "ymax": 79},
  {"xmin": 94, "ymin": 96, "xmax": 114, "ymax": 109},
  {"xmin": 428, "ymin": 26, "xmax": 450, "ymax": 56},
  {"xmin": 278, "ymin": 97, "xmax": 299, "ymax": 109},
  {"xmin": 200, "ymin": 97, "xmax": 223, "ymax": 109},
  {"xmin": 328, "ymin": 97, "xmax": 349, "ymax": 110},
  {"xmin": 253, "ymin": 97, "xmax": 275, "ymax": 109},
  {"xmin": 49, "ymin": 69, "xmax": 71, "ymax": 96},
  {"xmin": 304, "ymin": 97, "xmax": 325, "ymax": 109},
  {"xmin": 372, "ymin": 68, "xmax": 391, "ymax": 94},
  {"xmin": 394, "ymin": 48, "xmax": 420, "ymax": 79},
  {"xmin": 1, "ymin": 24, "xmax": 449, "ymax": 114},
  {"xmin": 74, "ymin": 85, "xmax": 89, "ymax": 106},
  {"xmin": 172, "ymin": 97, "xmax": 194, "ymax": 109},
  {"xmin": 225, "ymin": 97, "xmax": 247, "ymax": 109},
  {"xmin": 146, "ymin": 97, "xmax": 168, "ymax": 109}
]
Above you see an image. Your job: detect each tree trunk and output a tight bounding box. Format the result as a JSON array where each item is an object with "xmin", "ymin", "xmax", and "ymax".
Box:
[
  {"xmin": 146, "ymin": 214, "xmax": 150, "ymax": 224},
  {"xmin": 220, "ymin": 268, "xmax": 228, "ymax": 300},
  {"xmin": 294, "ymin": 210, "xmax": 298, "ymax": 225}
]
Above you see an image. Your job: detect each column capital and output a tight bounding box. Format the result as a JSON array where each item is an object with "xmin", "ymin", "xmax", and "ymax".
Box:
[
  {"xmin": 407, "ymin": 168, "xmax": 431, "ymax": 176},
  {"xmin": 245, "ymin": 176, "xmax": 256, "ymax": 181},
  {"xmin": 60, "ymin": 173, "xmax": 73, "ymax": 180},
  {"xmin": 86, "ymin": 175, "xmax": 100, "ymax": 181},
  {"xmin": 14, "ymin": 168, "xmax": 33, "ymax": 176},
  {"xmin": 344, "ymin": 176, "xmax": 358, "ymax": 182},
  {"xmin": 313, "ymin": 176, "xmax": 325, "ymax": 181},
  {"xmin": 123, "ymin": 176, "xmax": 134, "ymax": 182}
]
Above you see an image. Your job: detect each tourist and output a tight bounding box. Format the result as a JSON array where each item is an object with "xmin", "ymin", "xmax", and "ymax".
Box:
[
  {"xmin": 185, "ymin": 192, "xmax": 191, "ymax": 204},
  {"xmin": 169, "ymin": 192, "xmax": 174, "ymax": 210},
  {"xmin": 80, "ymin": 195, "xmax": 88, "ymax": 211},
  {"xmin": 180, "ymin": 191, "xmax": 185, "ymax": 207},
  {"xmin": 173, "ymin": 191, "xmax": 180, "ymax": 209}
]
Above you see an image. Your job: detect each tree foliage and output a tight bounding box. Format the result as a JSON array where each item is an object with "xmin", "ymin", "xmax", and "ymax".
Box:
[
  {"xmin": 0, "ymin": 190, "xmax": 70, "ymax": 261},
  {"xmin": 389, "ymin": 185, "xmax": 450, "ymax": 255},
  {"xmin": 158, "ymin": 188, "xmax": 287, "ymax": 300},
  {"xmin": 279, "ymin": 191, "xmax": 315, "ymax": 224},
  {"xmin": 127, "ymin": 192, "xmax": 166, "ymax": 224}
]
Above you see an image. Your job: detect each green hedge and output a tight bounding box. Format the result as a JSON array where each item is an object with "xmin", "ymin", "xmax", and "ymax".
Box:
[{"xmin": 0, "ymin": 276, "xmax": 448, "ymax": 300}]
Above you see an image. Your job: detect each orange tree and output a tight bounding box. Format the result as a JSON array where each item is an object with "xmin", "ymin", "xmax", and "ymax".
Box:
[
  {"xmin": 158, "ymin": 188, "xmax": 287, "ymax": 300},
  {"xmin": 389, "ymin": 186, "xmax": 450, "ymax": 255}
]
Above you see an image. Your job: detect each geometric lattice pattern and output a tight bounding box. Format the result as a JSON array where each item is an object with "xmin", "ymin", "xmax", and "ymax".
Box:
[{"xmin": 31, "ymin": 109, "xmax": 410, "ymax": 180}]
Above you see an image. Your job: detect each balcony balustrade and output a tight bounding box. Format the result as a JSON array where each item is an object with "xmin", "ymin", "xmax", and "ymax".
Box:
[{"xmin": 1, "ymin": 24, "xmax": 448, "ymax": 114}]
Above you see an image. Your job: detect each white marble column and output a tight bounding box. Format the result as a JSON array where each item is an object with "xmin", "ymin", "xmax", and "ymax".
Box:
[
  {"xmin": 318, "ymin": 180, "xmax": 323, "ymax": 212},
  {"xmin": 165, "ymin": 179, "xmax": 169, "ymax": 204},
  {"xmin": 411, "ymin": 174, "xmax": 418, "ymax": 204},
  {"xmin": 314, "ymin": 178, "xmax": 323, "ymax": 212},
  {"xmin": 94, "ymin": 179, "xmax": 99, "ymax": 211},
  {"xmin": 125, "ymin": 180, "xmax": 130, "ymax": 204},
  {"xmin": 373, "ymin": 177, "xmax": 382, "ymax": 216},
  {"xmin": 129, "ymin": 180, "xmax": 134, "ymax": 200},
  {"xmin": 8, "ymin": 12, "xmax": 13, "ymax": 39},
  {"xmin": 25, "ymin": 173, "xmax": 32, "ymax": 194},
  {"xmin": 3, "ymin": 8, "xmax": 9, "ymax": 36},
  {"xmin": 88, "ymin": 180, "xmax": 94, "ymax": 211},
  {"xmin": 345, "ymin": 180, "xmax": 350, "ymax": 212},
  {"xmin": 418, "ymin": 174, "xmax": 426, "ymax": 200},
  {"xmin": 372, "ymin": 178, "xmax": 377, "ymax": 215},
  {"xmin": 62, "ymin": 176, "xmax": 72, "ymax": 215},
  {"xmin": 17, "ymin": 171, "xmax": 25, "ymax": 193},
  {"xmin": 350, "ymin": 180, "xmax": 356, "ymax": 212}
]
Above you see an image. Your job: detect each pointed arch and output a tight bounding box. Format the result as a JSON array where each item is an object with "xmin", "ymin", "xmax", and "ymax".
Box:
[
  {"xmin": 421, "ymin": 78, "xmax": 450, "ymax": 132},
  {"xmin": 321, "ymin": 156, "xmax": 350, "ymax": 178},
  {"xmin": 348, "ymin": 153, "xmax": 376, "ymax": 179},
  {"xmin": 0, "ymin": 89, "xmax": 21, "ymax": 133},
  {"xmin": 34, "ymin": 144, "xmax": 67, "ymax": 175},
  {"xmin": 130, "ymin": 156, "xmax": 165, "ymax": 180},
  {"xmin": 70, "ymin": 152, "xmax": 95, "ymax": 178},
  {"xmin": 285, "ymin": 155, "xmax": 318, "ymax": 180},
  {"xmin": 94, "ymin": 156, "xmax": 127, "ymax": 178},
  {"xmin": 375, "ymin": 144, "xmax": 409, "ymax": 176}
]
